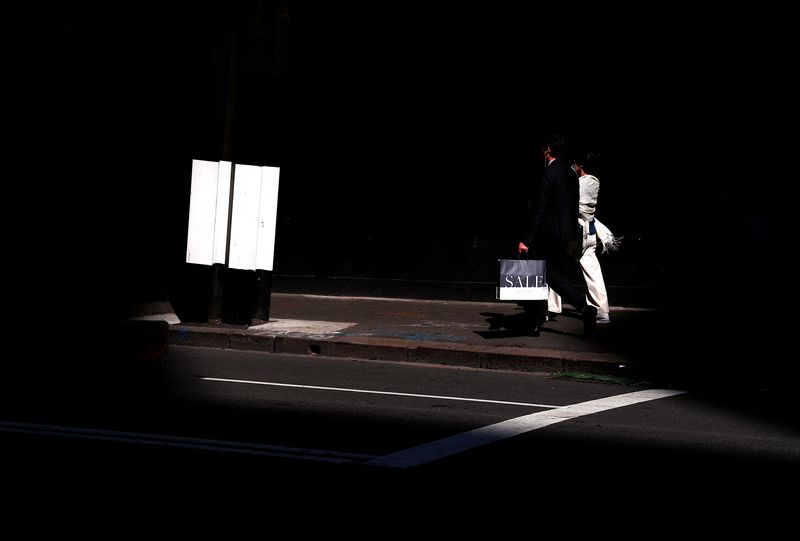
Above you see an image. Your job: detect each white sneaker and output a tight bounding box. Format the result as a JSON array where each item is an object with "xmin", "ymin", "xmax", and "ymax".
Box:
[{"xmin": 596, "ymin": 313, "xmax": 611, "ymax": 324}]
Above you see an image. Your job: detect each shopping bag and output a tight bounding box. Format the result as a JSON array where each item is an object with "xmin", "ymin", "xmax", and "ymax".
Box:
[{"xmin": 496, "ymin": 258, "xmax": 547, "ymax": 300}]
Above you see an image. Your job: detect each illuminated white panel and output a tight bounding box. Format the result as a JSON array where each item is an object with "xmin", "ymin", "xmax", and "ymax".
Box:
[
  {"xmin": 186, "ymin": 159, "xmax": 219, "ymax": 265},
  {"xmin": 228, "ymin": 164, "xmax": 262, "ymax": 270},
  {"xmin": 255, "ymin": 166, "xmax": 280, "ymax": 271},
  {"xmin": 212, "ymin": 161, "xmax": 232, "ymax": 264}
]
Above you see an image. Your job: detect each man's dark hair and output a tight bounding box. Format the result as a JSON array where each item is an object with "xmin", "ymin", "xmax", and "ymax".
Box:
[{"xmin": 543, "ymin": 133, "xmax": 567, "ymax": 158}]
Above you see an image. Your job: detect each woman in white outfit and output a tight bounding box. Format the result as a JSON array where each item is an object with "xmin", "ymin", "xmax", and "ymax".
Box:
[{"xmin": 548, "ymin": 151, "xmax": 619, "ymax": 324}]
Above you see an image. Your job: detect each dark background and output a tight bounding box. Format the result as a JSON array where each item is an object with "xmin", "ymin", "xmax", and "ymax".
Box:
[{"xmin": 13, "ymin": 3, "xmax": 791, "ymax": 337}]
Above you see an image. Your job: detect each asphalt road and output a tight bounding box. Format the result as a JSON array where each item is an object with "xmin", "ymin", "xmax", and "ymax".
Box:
[{"xmin": 3, "ymin": 346, "xmax": 798, "ymax": 538}]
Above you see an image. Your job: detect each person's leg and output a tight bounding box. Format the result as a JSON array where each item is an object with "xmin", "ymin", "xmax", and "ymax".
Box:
[
  {"xmin": 545, "ymin": 255, "xmax": 585, "ymax": 311},
  {"xmin": 547, "ymin": 288, "xmax": 562, "ymax": 315},
  {"xmin": 580, "ymin": 235, "xmax": 610, "ymax": 322},
  {"xmin": 546, "ymin": 253, "xmax": 596, "ymax": 337},
  {"xmin": 520, "ymin": 300, "xmax": 546, "ymax": 336}
]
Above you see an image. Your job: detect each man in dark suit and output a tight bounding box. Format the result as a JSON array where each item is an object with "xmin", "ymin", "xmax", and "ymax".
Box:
[{"xmin": 519, "ymin": 134, "xmax": 597, "ymax": 337}]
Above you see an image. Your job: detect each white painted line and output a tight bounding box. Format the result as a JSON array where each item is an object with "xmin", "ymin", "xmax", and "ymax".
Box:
[
  {"xmin": 202, "ymin": 377, "xmax": 563, "ymax": 409},
  {"xmin": 2, "ymin": 390, "xmax": 687, "ymax": 469},
  {"xmin": 369, "ymin": 388, "xmax": 687, "ymax": 468},
  {"xmin": 0, "ymin": 421, "xmax": 376, "ymax": 464}
]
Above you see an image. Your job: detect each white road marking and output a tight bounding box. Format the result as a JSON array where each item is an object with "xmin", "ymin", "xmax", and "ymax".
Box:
[
  {"xmin": 3, "ymin": 389, "xmax": 687, "ymax": 468},
  {"xmin": 202, "ymin": 377, "xmax": 563, "ymax": 409},
  {"xmin": 369, "ymin": 388, "xmax": 687, "ymax": 468},
  {"xmin": 0, "ymin": 421, "xmax": 376, "ymax": 464}
]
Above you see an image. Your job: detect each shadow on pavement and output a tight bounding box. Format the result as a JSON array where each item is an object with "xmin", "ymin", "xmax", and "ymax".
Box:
[{"xmin": 475, "ymin": 311, "xmax": 533, "ymax": 338}]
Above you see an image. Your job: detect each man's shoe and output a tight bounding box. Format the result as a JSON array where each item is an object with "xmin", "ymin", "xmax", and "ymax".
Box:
[
  {"xmin": 596, "ymin": 312, "xmax": 611, "ymax": 324},
  {"xmin": 582, "ymin": 305, "xmax": 598, "ymax": 337}
]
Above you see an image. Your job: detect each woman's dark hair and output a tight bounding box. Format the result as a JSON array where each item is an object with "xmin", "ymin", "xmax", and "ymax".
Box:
[{"xmin": 576, "ymin": 151, "xmax": 602, "ymax": 174}]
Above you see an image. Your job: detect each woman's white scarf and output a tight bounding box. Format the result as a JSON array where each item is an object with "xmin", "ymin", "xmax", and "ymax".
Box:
[{"xmin": 593, "ymin": 217, "xmax": 622, "ymax": 253}]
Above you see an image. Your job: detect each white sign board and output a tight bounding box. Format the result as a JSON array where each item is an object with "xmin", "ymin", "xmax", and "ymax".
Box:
[
  {"xmin": 212, "ymin": 160, "xmax": 232, "ymax": 264},
  {"xmin": 227, "ymin": 164, "xmax": 281, "ymax": 271},
  {"xmin": 255, "ymin": 166, "xmax": 280, "ymax": 271},
  {"xmin": 186, "ymin": 159, "xmax": 232, "ymax": 265},
  {"xmin": 187, "ymin": 160, "xmax": 279, "ymax": 270}
]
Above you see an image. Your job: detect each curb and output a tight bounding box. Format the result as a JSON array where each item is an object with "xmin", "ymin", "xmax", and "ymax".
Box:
[{"xmin": 169, "ymin": 325, "xmax": 634, "ymax": 378}]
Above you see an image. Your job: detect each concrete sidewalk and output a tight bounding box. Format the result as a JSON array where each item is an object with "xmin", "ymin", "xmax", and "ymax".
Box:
[{"xmin": 131, "ymin": 293, "xmax": 665, "ymax": 380}]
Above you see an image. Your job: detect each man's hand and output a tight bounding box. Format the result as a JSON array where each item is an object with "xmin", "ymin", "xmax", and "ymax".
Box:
[{"xmin": 518, "ymin": 242, "xmax": 529, "ymax": 254}]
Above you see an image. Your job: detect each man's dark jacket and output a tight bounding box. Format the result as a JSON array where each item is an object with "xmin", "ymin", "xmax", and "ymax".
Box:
[{"xmin": 522, "ymin": 158, "xmax": 581, "ymax": 256}]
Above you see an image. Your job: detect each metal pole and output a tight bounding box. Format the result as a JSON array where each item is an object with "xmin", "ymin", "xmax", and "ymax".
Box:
[
  {"xmin": 252, "ymin": 269, "xmax": 272, "ymax": 322},
  {"xmin": 208, "ymin": 30, "xmax": 238, "ymax": 320},
  {"xmin": 251, "ymin": 2, "xmax": 291, "ymax": 323}
]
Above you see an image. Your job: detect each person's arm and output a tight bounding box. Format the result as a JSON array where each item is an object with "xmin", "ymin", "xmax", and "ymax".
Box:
[
  {"xmin": 525, "ymin": 172, "xmax": 553, "ymax": 243},
  {"xmin": 578, "ymin": 175, "xmax": 599, "ymax": 221},
  {"xmin": 522, "ymin": 170, "xmax": 552, "ymax": 248}
]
